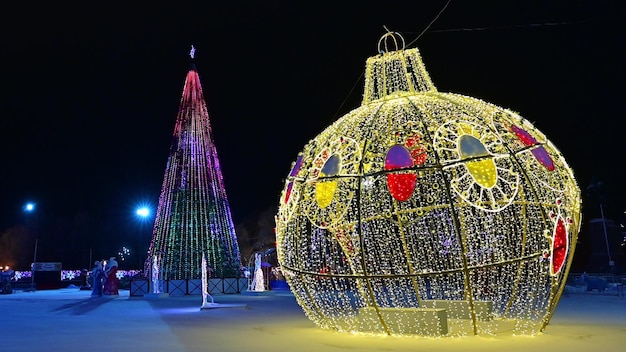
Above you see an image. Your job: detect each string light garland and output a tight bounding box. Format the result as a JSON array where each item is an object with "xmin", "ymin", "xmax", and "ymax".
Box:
[{"xmin": 275, "ymin": 32, "xmax": 581, "ymax": 337}]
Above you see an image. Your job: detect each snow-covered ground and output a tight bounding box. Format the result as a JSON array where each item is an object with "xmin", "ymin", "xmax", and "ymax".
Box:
[{"xmin": 0, "ymin": 288, "xmax": 624, "ymax": 352}]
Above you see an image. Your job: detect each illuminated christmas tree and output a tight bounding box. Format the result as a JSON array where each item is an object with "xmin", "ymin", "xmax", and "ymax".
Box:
[{"xmin": 148, "ymin": 46, "xmax": 241, "ymax": 280}]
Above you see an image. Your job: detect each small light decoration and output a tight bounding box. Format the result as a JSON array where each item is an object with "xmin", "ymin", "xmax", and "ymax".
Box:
[
  {"xmin": 118, "ymin": 246, "xmax": 131, "ymax": 262},
  {"xmin": 275, "ymin": 31, "xmax": 581, "ymax": 337},
  {"xmin": 249, "ymin": 252, "xmax": 266, "ymax": 292},
  {"xmin": 15, "ymin": 270, "xmax": 141, "ymax": 281},
  {"xmin": 61, "ymin": 270, "xmax": 81, "ymax": 281}
]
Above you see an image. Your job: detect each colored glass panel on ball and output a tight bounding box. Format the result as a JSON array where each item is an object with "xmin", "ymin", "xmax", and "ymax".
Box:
[
  {"xmin": 283, "ymin": 182, "xmax": 294, "ymax": 204},
  {"xmin": 551, "ymin": 217, "xmax": 568, "ymax": 275},
  {"xmin": 289, "ymin": 155, "xmax": 304, "ymax": 177},
  {"xmin": 411, "ymin": 148, "xmax": 427, "ymax": 165},
  {"xmin": 531, "ymin": 147, "xmax": 555, "ymax": 171},
  {"xmin": 385, "ymin": 145, "xmax": 416, "ymax": 201},
  {"xmin": 459, "ymin": 135, "xmax": 496, "ymax": 188},
  {"xmin": 511, "ymin": 125, "xmax": 555, "ymax": 171},
  {"xmin": 315, "ymin": 155, "xmax": 340, "ymax": 208},
  {"xmin": 284, "ymin": 155, "xmax": 304, "ymax": 204},
  {"xmin": 511, "ymin": 125, "xmax": 537, "ymax": 146},
  {"xmin": 321, "ymin": 154, "xmax": 340, "ymax": 175}
]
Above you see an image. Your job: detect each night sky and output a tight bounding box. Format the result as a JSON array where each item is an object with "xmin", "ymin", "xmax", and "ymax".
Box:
[{"xmin": 1, "ymin": 1, "xmax": 624, "ymax": 269}]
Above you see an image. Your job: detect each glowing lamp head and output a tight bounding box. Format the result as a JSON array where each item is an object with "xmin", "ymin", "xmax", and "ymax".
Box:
[
  {"xmin": 275, "ymin": 32, "xmax": 581, "ymax": 337},
  {"xmin": 136, "ymin": 207, "xmax": 150, "ymax": 218}
]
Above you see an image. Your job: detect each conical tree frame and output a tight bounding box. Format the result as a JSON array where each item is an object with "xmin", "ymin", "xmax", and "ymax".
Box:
[{"xmin": 148, "ymin": 60, "xmax": 242, "ymax": 280}]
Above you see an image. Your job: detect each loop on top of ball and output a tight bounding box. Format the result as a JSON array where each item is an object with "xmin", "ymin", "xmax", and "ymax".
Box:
[{"xmin": 377, "ymin": 29, "xmax": 405, "ymax": 54}]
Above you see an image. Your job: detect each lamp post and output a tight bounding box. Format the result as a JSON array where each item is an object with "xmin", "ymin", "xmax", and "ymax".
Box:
[
  {"xmin": 135, "ymin": 206, "xmax": 151, "ymax": 272},
  {"xmin": 23, "ymin": 202, "xmax": 37, "ymax": 292},
  {"xmin": 586, "ymin": 178, "xmax": 614, "ymax": 272}
]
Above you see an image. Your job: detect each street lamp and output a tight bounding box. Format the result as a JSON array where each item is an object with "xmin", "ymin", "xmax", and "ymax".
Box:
[
  {"xmin": 23, "ymin": 202, "xmax": 37, "ymax": 292},
  {"xmin": 135, "ymin": 206, "xmax": 152, "ymax": 271},
  {"xmin": 136, "ymin": 207, "xmax": 150, "ymax": 218}
]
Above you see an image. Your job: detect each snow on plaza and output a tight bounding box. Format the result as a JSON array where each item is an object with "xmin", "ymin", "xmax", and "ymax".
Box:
[{"xmin": 0, "ymin": 286, "xmax": 624, "ymax": 352}]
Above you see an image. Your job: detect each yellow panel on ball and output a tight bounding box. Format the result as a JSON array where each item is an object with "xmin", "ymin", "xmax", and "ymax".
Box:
[{"xmin": 275, "ymin": 31, "xmax": 582, "ymax": 337}]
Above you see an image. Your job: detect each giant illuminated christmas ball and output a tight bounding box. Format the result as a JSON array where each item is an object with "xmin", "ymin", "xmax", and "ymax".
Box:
[{"xmin": 275, "ymin": 32, "xmax": 581, "ymax": 337}]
